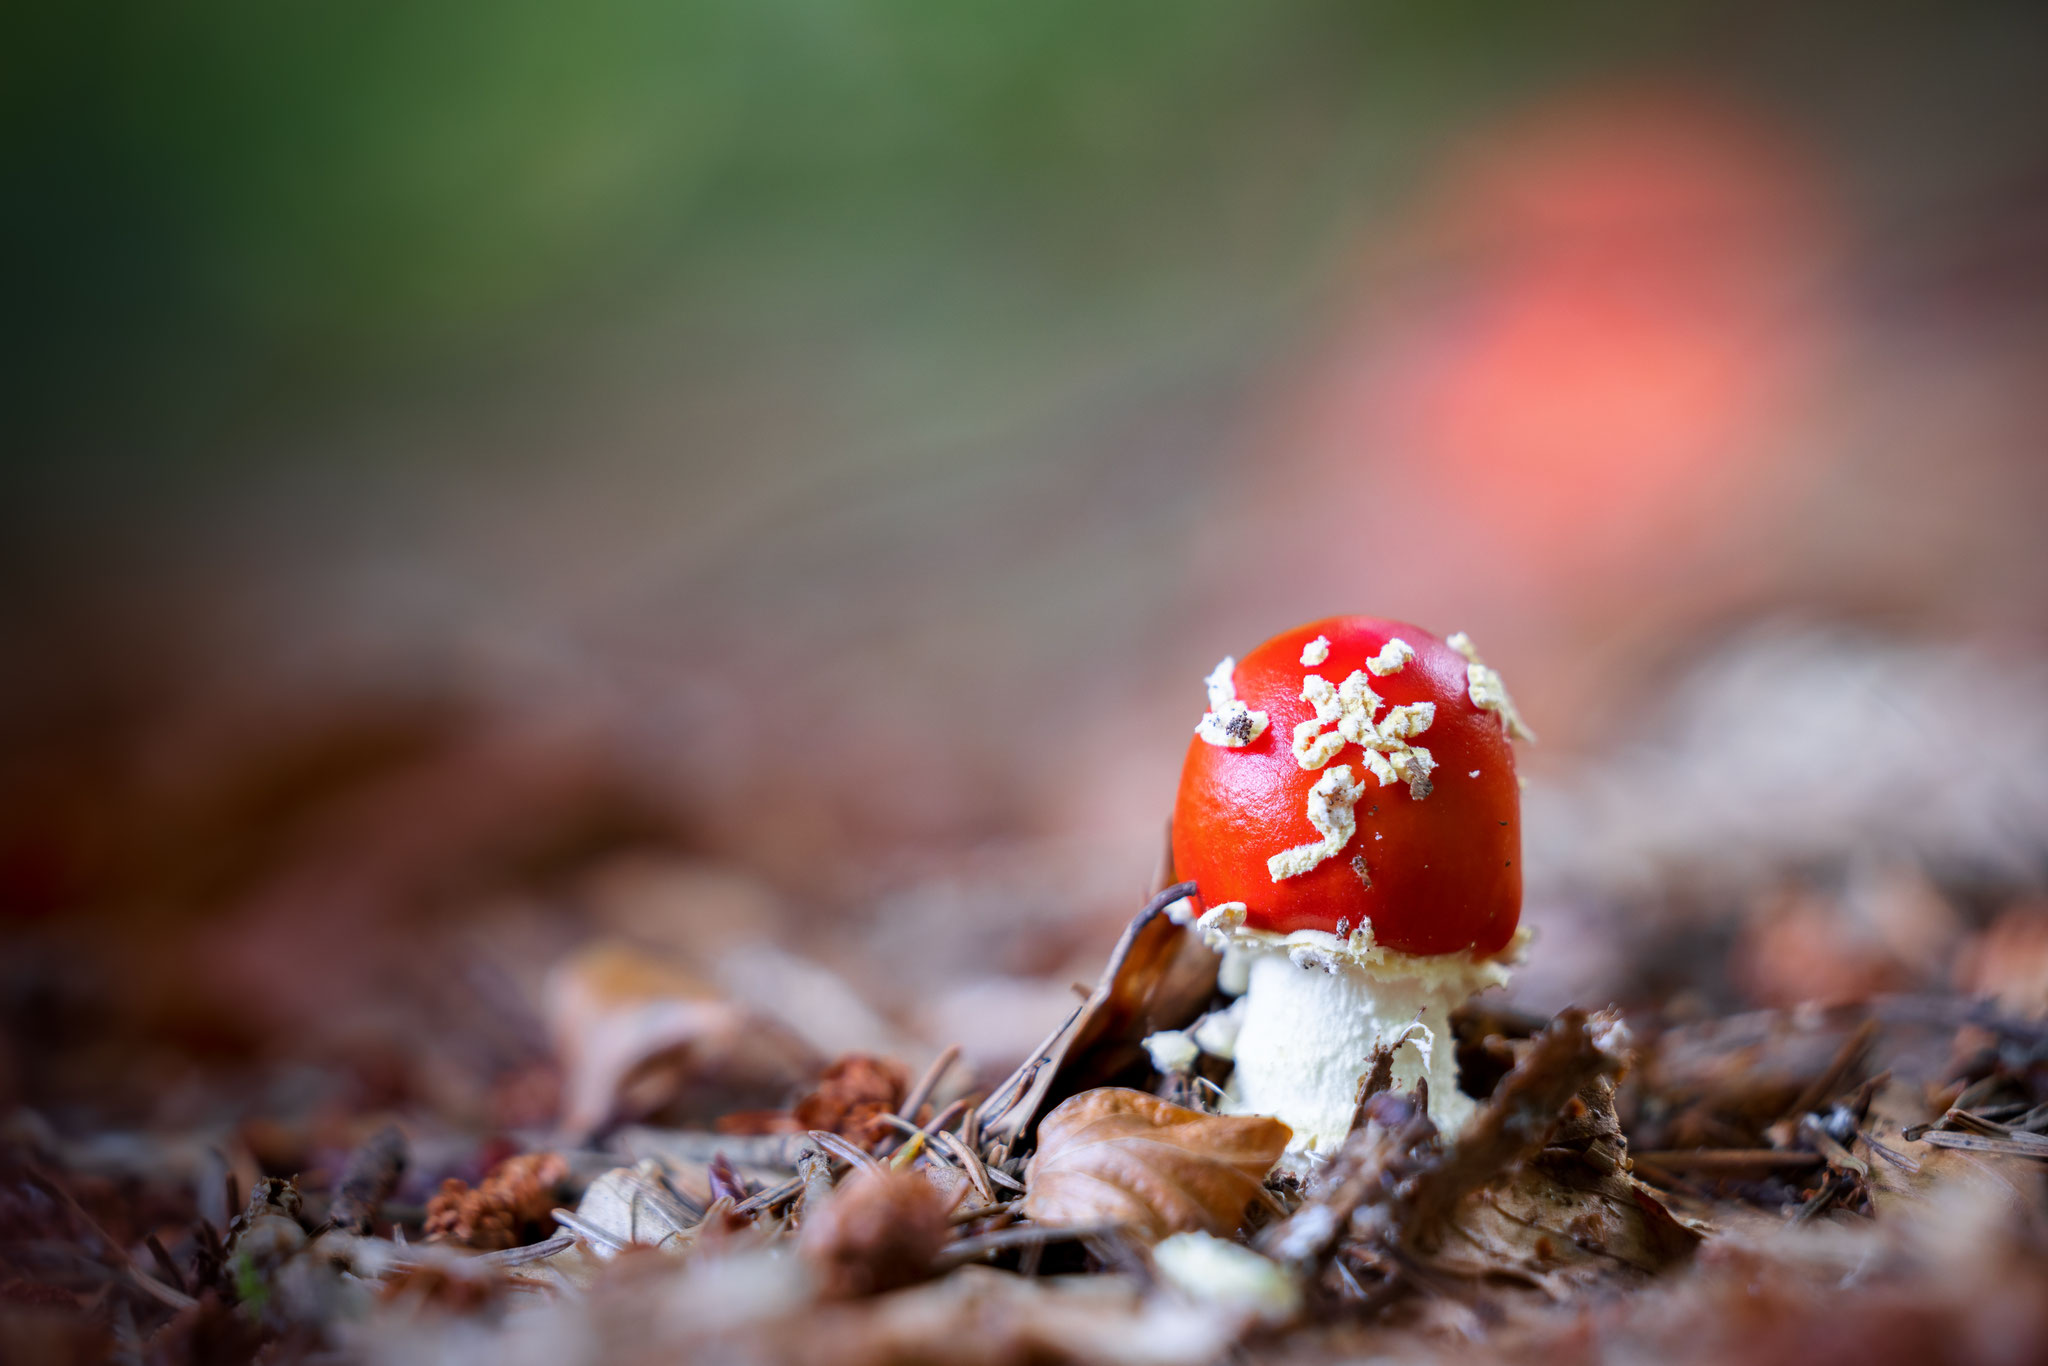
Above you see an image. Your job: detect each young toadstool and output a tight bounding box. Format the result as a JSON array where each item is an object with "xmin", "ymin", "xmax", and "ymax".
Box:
[{"xmin": 1172, "ymin": 617, "xmax": 1533, "ymax": 1157}]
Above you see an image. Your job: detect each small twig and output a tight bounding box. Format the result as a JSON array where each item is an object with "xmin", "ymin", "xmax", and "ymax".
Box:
[
  {"xmin": 806, "ymin": 1131, "xmax": 886, "ymax": 1175},
  {"xmin": 707, "ymin": 1153, "xmax": 751, "ymax": 1205},
  {"xmin": 875, "ymin": 1100, "xmax": 970, "ymax": 1148},
  {"xmin": 1632, "ymin": 1150, "xmax": 1826, "ymax": 1173},
  {"xmin": 980, "ymin": 1163, "xmax": 1026, "ymax": 1194},
  {"xmin": 732, "ymin": 1176, "xmax": 803, "ymax": 1218},
  {"xmin": 936, "ymin": 1223, "xmax": 1126, "ymax": 1267},
  {"xmin": 1913, "ymin": 1130, "xmax": 2048, "ymax": 1160},
  {"xmin": 895, "ymin": 1045, "xmax": 963, "ymax": 1135},
  {"xmin": 949, "ymin": 1198, "xmax": 1019, "ymax": 1226},
  {"xmin": 26, "ymin": 1167, "xmax": 197, "ymax": 1312},
  {"xmin": 1968, "ymin": 1100, "xmax": 2033, "ymax": 1121},
  {"xmin": 873, "ymin": 1113, "xmax": 927, "ymax": 1141},
  {"xmin": 478, "ymin": 1234, "xmax": 578, "ymax": 1266},
  {"xmin": 1791, "ymin": 1172, "xmax": 1848, "ymax": 1224},
  {"xmin": 932, "ymin": 1130, "xmax": 998, "ymax": 1207},
  {"xmin": 1904, "ymin": 1106, "xmax": 2015, "ymax": 1141},
  {"xmin": 1798, "ymin": 1115, "xmax": 1868, "ymax": 1178},
  {"xmin": 1628, "ymin": 1160, "xmax": 1712, "ymax": 1201},
  {"xmin": 1139, "ymin": 880, "xmax": 1201, "ymax": 921},
  {"xmin": 1856, "ymin": 1130, "xmax": 1920, "ymax": 1174},
  {"xmin": 549, "ymin": 1207, "xmax": 632, "ymax": 1253},
  {"xmin": 1777, "ymin": 1018, "xmax": 1880, "ymax": 1131},
  {"xmin": 926, "ymin": 1098, "xmax": 970, "ymax": 1137},
  {"xmin": 143, "ymin": 1234, "xmax": 187, "ymax": 1295}
]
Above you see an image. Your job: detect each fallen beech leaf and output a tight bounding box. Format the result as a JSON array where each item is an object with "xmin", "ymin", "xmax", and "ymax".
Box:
[
  {"xmin": 547, "ymin": 940, "xmax": 821, "ymax": 1138},
  {"xmin": 570, "ymin": 1160, "xmax": 701, "ymax": 1255},
  {"xmin": 798, "ymin": 1166, "xmax": 954, "ymax": 1298},
  {"xmin": 1023, "ymin": 1088, "xmax": 1290, "ymax": 1242}
]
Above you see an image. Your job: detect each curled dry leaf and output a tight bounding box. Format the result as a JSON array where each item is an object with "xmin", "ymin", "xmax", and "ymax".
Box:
[
  {"xmin": 797, "ymin": 1166, "xmax": 955, "ymax": 1298},
  {"xmin": 570, "ymin": 1161, "xmax": 701, "ymax": 1254},
  {"xmin": 1023, "ymin": 1088, "xmax": 1290, "ymax": 1243},
  {"xmin": 1427, "ymin": 1075, "xmax": 1700, "ymax": 1288},
  {"xmin": 978, "ymin": 882, "xmax": 1219, "ymax": 1147},
  {"xmin": 425, "ymin": 1153, "xmax": 567, "ymax": 1251},
  {"xmin": 548, "ymin": 940, "xmax": 821, "ymax": 1138}
]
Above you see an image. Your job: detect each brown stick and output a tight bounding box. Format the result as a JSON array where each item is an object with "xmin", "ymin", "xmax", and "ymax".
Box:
[
  {"xmin": 1632, "ymin": 1150, "xmax": 1826, "ymax": 1173},
  {"xmin": 1777, "ymin": 1018, "xmax": 1879, "ymax": 1127},
  {"xmin": 895, "ymin": 1045, "xmax": 963, "ymax": 1134},
  {"xmin": 328, "ymin": 1124, "xmax": 408, "ymax": 1234}
]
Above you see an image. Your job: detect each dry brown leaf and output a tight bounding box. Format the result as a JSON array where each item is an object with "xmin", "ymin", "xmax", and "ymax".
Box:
[
  {"xmin": 1022, "ymin": 1088, "xmax": 1290, "ymax": 1242},
  {"xmin": 547, "ymin": 940, "xmax": 821, "ymax": 1137},
  {"xmin": 797, "ymin": 1166, "xmax": 955, "ymax": 1299},
  {"xmin": 977, "ymin": 882, "xmax": 1218, "ymax": 1148},
  {"xmin": 1429, "ymin": 1163, "xmax": 1701, "ymax": 1288},
  {"xmin": 1413, "ymin": 1014, "xmax": 1697, "ymax": 1284}
]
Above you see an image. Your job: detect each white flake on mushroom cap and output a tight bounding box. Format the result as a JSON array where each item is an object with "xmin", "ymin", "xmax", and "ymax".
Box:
[
  {"xmin": 1290, "ymin": 674, "xmax": 1347, "ymax": 768},
  {"xmin": 1365, "ymin": 637, "xmax": 1415, "ymax": 677},
  {"xmin": 1447, "ymin": 631, "xmax": 1537, "ymax": 742},
  {"xmin": 1294, "ymin": 667, "xmax": 1438, "ymax": 800},
  {"xmin": 1266, "ymin": 765, "xmax": 1367, "ymax": 881},
  {"xmin": 1194, "ymin": 656, "xmax": 1271, "ymax": 748},
  {"xmin": 1299, "ymin": 635, "xmax": 1331, "ymax": 667}
]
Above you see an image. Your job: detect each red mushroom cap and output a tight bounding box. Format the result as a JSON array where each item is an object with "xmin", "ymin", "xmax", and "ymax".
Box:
[{"xmin": 1171, "ymin": 616, "xmax": 1522, "ymax": 957}]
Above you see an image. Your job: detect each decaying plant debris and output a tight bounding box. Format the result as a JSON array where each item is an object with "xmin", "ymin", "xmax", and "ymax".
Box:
[
  {"xmin": 8, "ymin": 762, "xmax": 2048, "ymax": 1366},
  {"xmin": 7, "ymin": 867, "xmax": 2048, "ymax": 1366}
]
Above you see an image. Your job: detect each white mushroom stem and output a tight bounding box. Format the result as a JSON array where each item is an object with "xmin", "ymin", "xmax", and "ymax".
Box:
[
  {"xmin": 1226, "ymin": 950, "xmax": 1474, "ymax": 1156},
  {"xmin": 1191, "ymin": 911, "xmax": 1517, "ymax": 1160}
]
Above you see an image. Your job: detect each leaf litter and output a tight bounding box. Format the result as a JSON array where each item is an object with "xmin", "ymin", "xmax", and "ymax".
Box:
[{"xmin": 7, "ymin": 869, "xmax": 2048, "ymax": 1363}]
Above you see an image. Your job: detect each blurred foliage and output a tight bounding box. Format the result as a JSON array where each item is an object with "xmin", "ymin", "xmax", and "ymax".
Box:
[
  {"xmin": 5, "ymin": 0, "xmax": 2040, "ymax": 482},
  {"xmin": 3, "ymin": 1, "xmax": 1695, "ymax": 453}
]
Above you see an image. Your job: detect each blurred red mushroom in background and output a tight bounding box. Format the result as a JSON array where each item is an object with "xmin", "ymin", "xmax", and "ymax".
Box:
[{"xmin": 1205, "ymin": 88, "xmax": 1841, "ymax": 749}]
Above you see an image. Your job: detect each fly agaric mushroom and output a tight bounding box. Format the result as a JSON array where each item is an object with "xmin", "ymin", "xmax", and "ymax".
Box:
[{"xmin": 1171, "ymin": 616, "xmax": 1532, "ymax": 1157}]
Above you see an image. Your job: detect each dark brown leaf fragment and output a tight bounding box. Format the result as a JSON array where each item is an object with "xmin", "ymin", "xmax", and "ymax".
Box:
[{"xmin": 424, "ymin": 1153, "xmax": 567, "ymax": 1251}]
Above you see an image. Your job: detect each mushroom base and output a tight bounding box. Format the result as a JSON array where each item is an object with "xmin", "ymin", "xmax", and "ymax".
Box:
[{"xmin": 1224, "ymin": 949, "xmax": 1482, "ymax": 1158}]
